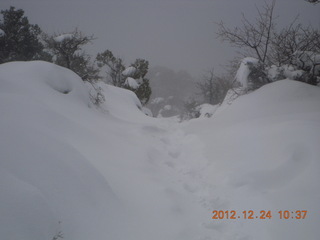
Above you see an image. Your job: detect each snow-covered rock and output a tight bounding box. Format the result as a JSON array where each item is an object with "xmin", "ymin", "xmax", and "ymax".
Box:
[
  {"xmin": 122, "ymin": 66, "xmax": 136, "ymax": 77},
  {"xmin": 235, "ymin": 57, "xmax": 259, "ymax": 89},
  {"xmin": 124, "ymin": 77, "xmax": 139, "ymax": 89}
]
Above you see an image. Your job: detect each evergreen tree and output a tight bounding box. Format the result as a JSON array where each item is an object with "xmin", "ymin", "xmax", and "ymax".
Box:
[
  {"xmin": 96, "ymin": 50, "xmax": 125, "ymax": 87},
  {"xmin": 96, "ymin": 50, "xmax": 152, "ymax": 105},
  {"xmin": 0, "ymin": 6, "xmax": 44, "ymax": 63},
  {"xmin": 129, "ymin": 59, "xmax": 152, "ymax": 105}
]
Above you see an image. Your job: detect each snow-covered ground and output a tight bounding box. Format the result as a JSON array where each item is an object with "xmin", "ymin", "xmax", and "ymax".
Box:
[{"xmin": 0, "ymin": 61, "xmax": 319, "ymax": 240}]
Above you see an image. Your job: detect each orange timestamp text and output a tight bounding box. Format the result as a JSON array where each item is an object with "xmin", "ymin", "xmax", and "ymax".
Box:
[{"xmin": 212, "ymin": 210, "xmax": 307, "ymax": 220}]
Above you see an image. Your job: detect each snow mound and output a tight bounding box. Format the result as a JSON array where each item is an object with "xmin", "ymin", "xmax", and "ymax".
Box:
[
  {"xmin": 0, "ymin": 61, "xmax": 148, "ymax": 240},
  {"xmin": 0, "ymin": 61, "xmax": 90, "ymax": 106},
  {"xmin": 186, "ymin": 79, "xmax": 320, "ymax": 240},
  {"xmin": 213, "ymin": 79, "xmax": 320, "ymax": 125}
]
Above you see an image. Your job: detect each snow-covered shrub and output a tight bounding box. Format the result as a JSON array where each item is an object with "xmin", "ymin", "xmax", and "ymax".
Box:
[
  {"xmin": 267, "ymin": 65, "xmax": 286, "ymax": 82},
  {"xmin": 246, "ymin": 61, "xmax": 270, "ymax": 91},
  {"xmin": 97, "ymin": 51, "xmax": 152, "ymax": 105},
  {"xmin": 293, "ymin": 51, "xmax": 320, "ymax": 85}
]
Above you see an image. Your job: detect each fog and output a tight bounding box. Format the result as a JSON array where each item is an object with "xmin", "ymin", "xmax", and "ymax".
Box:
[{"xmin": 0, "ymin": 0, "xmax": 319, "ymax": 77}]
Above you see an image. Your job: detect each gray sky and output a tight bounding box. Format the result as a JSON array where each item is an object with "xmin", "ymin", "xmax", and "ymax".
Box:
[{"xmin": 0, "ymin": 0, "xmax": 319, "ymax": 77}]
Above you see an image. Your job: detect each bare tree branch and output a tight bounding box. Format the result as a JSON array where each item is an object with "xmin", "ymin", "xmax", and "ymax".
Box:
[{"xmin": 216, "ymin": 1, "xmax": 277, "ymax": 65}]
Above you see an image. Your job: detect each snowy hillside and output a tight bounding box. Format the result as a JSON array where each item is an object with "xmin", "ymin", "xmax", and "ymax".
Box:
[{"xmin": 0, "ymin": 61, "xmax": 319, "ymax": 240}]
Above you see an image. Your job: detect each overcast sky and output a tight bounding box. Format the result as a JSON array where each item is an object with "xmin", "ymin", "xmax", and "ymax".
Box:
[{"xmin": 0, "ymin": 0, "xmax": 319, "ymax": 77}]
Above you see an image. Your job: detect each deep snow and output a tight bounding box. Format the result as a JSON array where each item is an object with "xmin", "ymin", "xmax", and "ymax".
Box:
[{"xmin": 0, "ymin": 61, "xmax": 319, "ymax": 240}]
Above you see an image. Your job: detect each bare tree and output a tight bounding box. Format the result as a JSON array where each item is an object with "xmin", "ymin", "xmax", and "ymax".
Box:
[
  {"xmin": 196, "ymin": 68, "xmax": 234, "ymax": 105},
  {"xmin": 216, "ymin": 0, "xmax": 276, "ymax": 65},
  {"xmin": 270, "ymin": 21, "xmax": 319, "ymax": 65},
  {"xmin": 217, "ymin": 0, "xmax": 319, "ymax": 86}
]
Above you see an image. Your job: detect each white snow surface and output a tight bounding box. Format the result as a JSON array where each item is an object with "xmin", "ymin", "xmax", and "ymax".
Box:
[
  {"xmin": 235, "ymin": 57, "xmax": 259, "ymax": 89},
  {"xmin": 124, "ymin": 77, "xmax": 139, "ymax": 89},
  {"xmin": 0, "ymin": 61, "xmax": 320, "ymax": 240},
  {"xmin": 53, "ymin": 33, "xmax": 74, "ymax": 42},
  {"xmin": 0, "ymin": 28, "xmax": 5, "ymax": 36},
  {"xmin": 122, "ymin": 66, "xmax": 136, "ymax": 77}
]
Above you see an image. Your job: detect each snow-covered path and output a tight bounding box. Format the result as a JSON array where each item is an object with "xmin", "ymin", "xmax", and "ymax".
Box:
[
  {"xmin": 136, "ymin": 120, "xmax": 251, "ymax": 240},
  {"xmin": 140, "ymin": 122, "xmax": 217, "ymax": 239}
]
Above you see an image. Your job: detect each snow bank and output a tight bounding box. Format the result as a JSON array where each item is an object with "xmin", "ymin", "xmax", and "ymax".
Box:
[
  {"xmin": 186, "ymin": 79, "xmax": 320, "ymax": 240},
  {"xmin": 0, "ymin": 61, "xmax": 123, "ymax": 240}
]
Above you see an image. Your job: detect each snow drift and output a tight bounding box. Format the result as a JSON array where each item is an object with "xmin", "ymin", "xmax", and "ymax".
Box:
[
  {"xmin": 0, "ymin": 61, "xmax": 123, "ymax": 240},
  {"xmin": 186, "ymin": 79, "xmax": 320, "ymax": 240}
]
